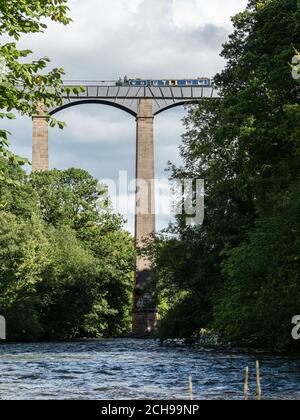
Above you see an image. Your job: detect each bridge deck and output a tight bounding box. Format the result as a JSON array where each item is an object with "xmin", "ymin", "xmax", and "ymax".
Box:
[{"xmin": 50, "ymin": 82, "xmax": 220, "ymax": 116}]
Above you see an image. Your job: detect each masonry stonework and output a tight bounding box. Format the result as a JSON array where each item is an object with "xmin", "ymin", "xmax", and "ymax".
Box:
[
  {"xmin": 31, "ymin": 99, "xmax": 158, "ymax": 335},
  {"xmin": 32, "ymin": 103, "xmax": 49, "ymax": 172},
  {"xmin": 132, "ymin": 99, "xmax": 158, "ymax": 336}
]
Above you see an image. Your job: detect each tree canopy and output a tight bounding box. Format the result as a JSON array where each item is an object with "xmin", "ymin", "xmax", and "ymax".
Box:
[
  {"xmin": 0, "ymin": 161, "xmax": 135, "ymax": 340},
  {"xmin": 154, "ymin": 0, "xmax": 300, "ymax": 349},
  {"xmin": 0, "ymin": 0, "xmax": 81, "ymax": 180}
]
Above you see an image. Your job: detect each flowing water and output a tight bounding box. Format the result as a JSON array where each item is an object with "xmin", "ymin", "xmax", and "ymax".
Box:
[{"xmin": 0, "ymin": 339, "xmax": 299, "ymax": 400}]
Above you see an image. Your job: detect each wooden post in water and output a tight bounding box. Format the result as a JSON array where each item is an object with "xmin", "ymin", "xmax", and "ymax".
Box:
[
  {"xmin": 244, "ymin": 367, "xmax": 249, "ymax": 400},
  {"xmin": 189, "ymin": 375, "xmax": 193, "ymax": 400},
  {"xmin": 256, "ymin": 361, "xmax": 262, "ymax": 400}
]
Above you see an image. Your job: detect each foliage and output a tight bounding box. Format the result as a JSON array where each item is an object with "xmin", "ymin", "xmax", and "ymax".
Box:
[
  {"xmin": 31, "ymin": 168, "xmax": 136, "ymax": 335},
  {"xmin": 30, "ymin": 168, "xmax": 111, "ymax": 230},
  {"xmin": 155, "ymin": 0, "xmax": 300, "ymax": 349},
  {"xmin": 38, "ymin": 225, "xmax": 112, "ymax": 340},
  {"xmin": 0, "ymin": 156, "xmax": 38, "ymax": 216},
  {"xmin": 214, "ymin": 181, "xmax": 300, "ymax": 349},
  {"xmin": 0, "ymin": 0, "xmax": 83, "ymax": 179},
  {"xmin": 0, "ymin": 210, "xmax": 50, "ymax": 339},
  {"xmin": 0, "ymin": 161, "xmax": 135, "ymax": 341},
  {"xmin": 0, "ymin": 1, "xmax": 133, "ymax": 342}
]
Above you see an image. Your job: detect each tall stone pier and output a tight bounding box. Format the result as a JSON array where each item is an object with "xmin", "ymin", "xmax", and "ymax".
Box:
[
  {"xmin": 31, "ymin": 98, "xmax": 158, "ymax": 335},
  {"xmin": 32, "ymin": 104, "xmax": 49, "ymax": 172},
  {"xmin": 132, "ymin": 99, "xmax": 158, "ymax": 336}
]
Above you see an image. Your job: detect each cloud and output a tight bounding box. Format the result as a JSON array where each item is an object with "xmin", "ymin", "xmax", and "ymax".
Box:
[
  {"xmin": 19, "ymin": 0, "xmax": 248, "ymax": 79},
  {"xmin": 48, "ymin": 105, "xmax": 184, "ymax": 181},
  {"xmin": 173, "ymin": 0, "xmax": 247, "ymax": 28},
  {"xmin": 52, "ymin": 107, "xmax": 135, "ymax": 145},
  {"xmin": 8, "ymin": 0, "xmax": 249, "ymax": 233}
]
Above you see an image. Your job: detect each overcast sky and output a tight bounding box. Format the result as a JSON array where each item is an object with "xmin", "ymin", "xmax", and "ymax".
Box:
[{"xmin": 6, "ymin": 0, "xmax": 248, "ymax": 234}]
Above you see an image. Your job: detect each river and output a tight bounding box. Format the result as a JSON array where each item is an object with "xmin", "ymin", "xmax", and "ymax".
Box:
[{"xmin": 0, "ymin": 339, "xmax": 299, "ymax": 400}]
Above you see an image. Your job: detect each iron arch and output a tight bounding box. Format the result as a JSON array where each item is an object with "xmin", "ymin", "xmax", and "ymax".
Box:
[
  {"xmin": 153, "ymin": 100, "xmax": 199, "ymax": 116},
  {"xmin": 49, "ymin": 99, "xmax": 137, "ymax": 117}
]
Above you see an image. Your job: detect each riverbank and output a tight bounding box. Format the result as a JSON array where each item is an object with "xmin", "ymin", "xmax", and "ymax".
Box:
[{"xmin": 1, "ymin": 333, "xmax": 299, "ymax": 355}]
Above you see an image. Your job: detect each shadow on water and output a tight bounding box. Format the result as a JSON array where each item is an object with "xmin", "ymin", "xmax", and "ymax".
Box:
[{"xmin": 0, "ymin": 339, "xmax": 299, "ymax": 400}]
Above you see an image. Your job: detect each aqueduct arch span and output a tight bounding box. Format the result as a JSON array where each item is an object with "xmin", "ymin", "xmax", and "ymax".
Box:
[{"xmin": 32, "ymin": 82, "xmax": 219, "ymax": 336}]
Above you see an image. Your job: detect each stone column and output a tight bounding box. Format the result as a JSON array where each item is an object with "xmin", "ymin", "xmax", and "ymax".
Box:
[
  {"xmin": 32, "ymin": 103, "xmax": 49, "ymax": 172},
  {"xmin": 133, "ymin": 99, "xmax": 158, "ymax": 336}
]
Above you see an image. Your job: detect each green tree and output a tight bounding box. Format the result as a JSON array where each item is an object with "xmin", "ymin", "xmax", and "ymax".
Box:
[
  {"xmin": 38, "ymin": 225, "xmax": 112, "ymax": 340},
  {"xmin": 214, "ymin": 180, "xmax": 300, "ymax": 349},
  {"xmin": 0, "ymin": 163, "xmax": 135, "ymax": 340},
  {"xmin": 0, "ymin": 156, "xmax": 38, "ymax": 217},
  {"xmin": 31, "ymin": 168, "xmax": 135, "ymax": 336},
  {"xmin": 0, "ymin": 211, "xmax": 50, "ymax": 340},
  {"xmin": 89, "ymin": 229, "xmax": 135, "ymax": 335},
  {"xmin": 155, "ymin": 0, "xmax": 300, "ymax": 347},
  {"xmin": 0, "ymin": 0, "xmax": 81, "ymax": 180},
  {"xmin": 30, "ymin": 168, "xmax": 110, "ymax": 229},
  {"xmin": 0, "ymin": 210, "xmax": 112, "ymax": 341}
]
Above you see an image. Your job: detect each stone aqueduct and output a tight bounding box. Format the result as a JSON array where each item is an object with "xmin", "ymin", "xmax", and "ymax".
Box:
[{"xmin": 32, "ymin": 82, "xmax": 219, "ymax": 335}]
